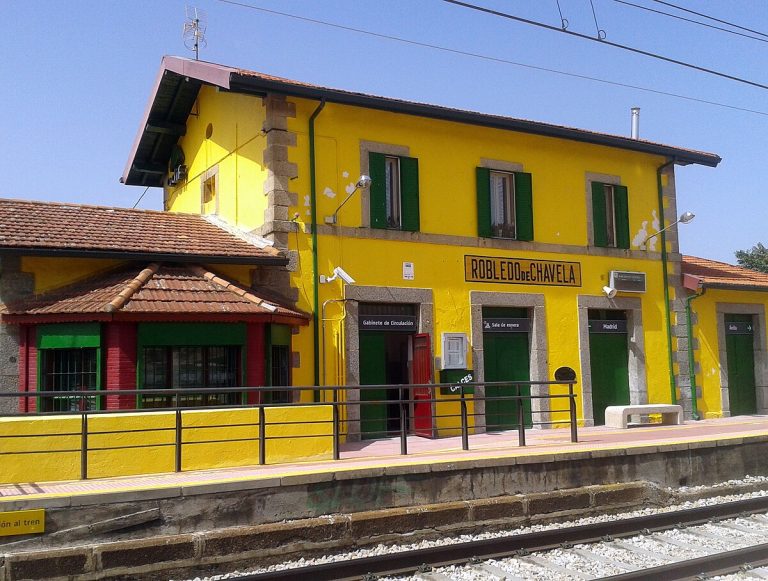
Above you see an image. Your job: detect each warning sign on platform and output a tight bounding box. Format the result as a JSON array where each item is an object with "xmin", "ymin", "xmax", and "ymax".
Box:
[{"xmin": 0, "ymin": 509, "xmax": 45, "ymax": 537}]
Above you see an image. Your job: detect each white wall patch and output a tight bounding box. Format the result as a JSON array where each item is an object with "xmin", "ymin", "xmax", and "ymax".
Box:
[
  {"xmin": 342, "ymin": 171, "xmax": 349, "ymax": 178},
  {"xmin": 345, "ymin": 182, "xmax": 356, "ymax": 195},
  {"xmin": 303, "ymin": 195, "xmax": 311, "ymax": 207},
  {"xmin": 323, "ymin": 186, "xmax": 336, "ymax": 199},
  {"xmin": 632, "ymin": 220, "xmax": 651, "ymax": 249},
  {"xmin": 632, "ymin": 210, "xmax": 660, "ymax": 251}
]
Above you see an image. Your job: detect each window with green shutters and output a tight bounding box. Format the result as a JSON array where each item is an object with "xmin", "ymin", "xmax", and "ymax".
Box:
[
  {"xmin": 591, "ymin": 182, "xmax": 629, "ymax": 249},
  {"xmin": 369, "ymin": 152, "xmax": 420, "ymax": 231},
  {"xmin": 476, "ymin": 167, "xmax": 534, "ymax": 241}
]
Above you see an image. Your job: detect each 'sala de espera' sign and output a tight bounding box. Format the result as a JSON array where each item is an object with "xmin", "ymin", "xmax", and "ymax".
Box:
[{"xmin": 465, "ymin": 255, "xmax": 582, "ymax": 287}]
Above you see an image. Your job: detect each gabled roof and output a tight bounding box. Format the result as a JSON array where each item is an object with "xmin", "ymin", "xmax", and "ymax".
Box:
[
  {"xmin": 1, "ymin": 262, "xmax": 308, "ymax": 325},
  {"xmin": 123, "ymin": 56, "xmax": 722, "ymax": 187},
  {"xmin": 682, "ymin": 255, "xmax": 768, "ymax": 291},
  {"xmin": 0, "ymin": 198, "xmax": 286, "ymax": 265}
]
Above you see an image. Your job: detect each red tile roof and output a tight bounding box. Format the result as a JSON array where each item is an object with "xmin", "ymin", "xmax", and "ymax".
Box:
[
  {"xmin": 0, "ymin": 199, "xmax": 285, "ymax": 265},
  {"xmin": 1, "ymin": 263, "xmax": 308, "ymax": 324},
  {"xmin": 683, "ymin": 255, "xmax": 768, "ymax": 290}
]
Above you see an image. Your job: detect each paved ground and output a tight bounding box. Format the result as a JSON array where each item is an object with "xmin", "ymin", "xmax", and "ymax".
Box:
[{"xmin": 1, "ymin": 416, "xmax": 766, "ymax": 501}]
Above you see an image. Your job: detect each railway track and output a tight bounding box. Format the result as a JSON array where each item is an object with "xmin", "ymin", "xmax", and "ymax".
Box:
[{"xmin": 237, "ymin": 495, "xmax": 768, "ymax": 581}]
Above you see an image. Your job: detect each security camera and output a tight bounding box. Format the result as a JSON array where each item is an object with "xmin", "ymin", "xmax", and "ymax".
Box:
[
  {"xmin": 602, "ymin": 286, "xmax": 617, "ymax": 298},
  {"xmin": 333, "ymin": 266, "xmax": 356, "ymax": 284}
]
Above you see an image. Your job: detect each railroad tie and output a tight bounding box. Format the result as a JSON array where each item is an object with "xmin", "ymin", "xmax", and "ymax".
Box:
[
  {"xmin": 518, "ymin": 554, "xmax": 592, "ymax": 579},
  {"xmin": 571, "ymin": 547, "xmax": 635, "ymax": 571}
]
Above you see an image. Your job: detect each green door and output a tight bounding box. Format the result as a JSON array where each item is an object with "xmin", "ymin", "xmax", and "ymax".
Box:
[
  {"xmin": 359, "ymin": 332, "xmax": 388, "ymax": 439},
  {"xmin": 483, "ymin": 308, "xmax": 531, "ymax": 431},
  {"xmin": 725, "ymin": 314, "xmax": 757, "ymax": 416},
  {"xmin": 589, "ymin": 313, "xmax": 630, "ymax": 425}
]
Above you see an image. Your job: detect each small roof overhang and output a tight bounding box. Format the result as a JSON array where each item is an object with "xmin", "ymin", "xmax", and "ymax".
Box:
[{"xmin": 1, "ymin": 262, "xmax": 309, "ymax": 326}]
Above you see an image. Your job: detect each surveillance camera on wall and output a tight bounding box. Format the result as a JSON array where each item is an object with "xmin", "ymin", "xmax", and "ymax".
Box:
[
  {"xmin": 333, "ymin": 266, "xmax": 355, "ymax": 284},
  {"xmin": 602, "ymin": 286, "xmax": 618, "ymax": 298}
]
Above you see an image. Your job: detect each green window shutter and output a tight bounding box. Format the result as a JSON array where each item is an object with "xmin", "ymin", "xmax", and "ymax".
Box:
[
  {"xmin": 400, "ymin": 155, "xmax": 420, "ymax": 232},
  {"xmin": 514, "ymin": 171, "xmax": 534, "ymax": 241},
  {"xmin": 476, "ymin": 167, "xmax": 492, "ymax": 238},
  {"xmin": 591, "ymin": 181, "xmax": 608, "ymax": 247},
  {"xmin": 368, "ymin": 152, "xmax": 387, "ymax": 229},
  {"xmin": 614, "ymin": 185, "xmax": 630, "ymax": 249}
]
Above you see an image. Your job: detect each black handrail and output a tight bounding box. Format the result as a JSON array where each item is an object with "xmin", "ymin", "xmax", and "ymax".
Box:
[{"xmin": 0, "ymin": 380, "xmax": 578, "ymax": 482}]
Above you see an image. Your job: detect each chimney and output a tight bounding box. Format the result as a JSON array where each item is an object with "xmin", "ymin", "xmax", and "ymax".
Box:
[{"xmin": 631, "ymin": 107, "xmax": 640, "ymax": 139}]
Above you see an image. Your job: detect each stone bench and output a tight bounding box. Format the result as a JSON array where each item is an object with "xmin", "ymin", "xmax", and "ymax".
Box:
[{"xmin": 604, "ymin": 404, "xmax": 683, "ymax": 429}]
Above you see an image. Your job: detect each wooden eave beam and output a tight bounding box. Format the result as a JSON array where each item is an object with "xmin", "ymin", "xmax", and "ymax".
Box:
[{"xmin": 145, "ymin": 121, "xmax": 187, "ymax": 136}]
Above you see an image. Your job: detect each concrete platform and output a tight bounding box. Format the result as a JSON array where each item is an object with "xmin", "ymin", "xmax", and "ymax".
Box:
[
  {"xmin": 2, "ymin": 416, "xmax": 768, "ymax": 580},
  {"xmin": 1, "ymin": 416, "xmax": 766, "ymax": 504}
]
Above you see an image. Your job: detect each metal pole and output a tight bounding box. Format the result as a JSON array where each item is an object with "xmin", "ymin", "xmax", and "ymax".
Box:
[
  {"xmin": 517, "ymin": 384, "xmax": 526, "ymax": 447},
  {"xmin": 80, "ymin": 412, "xmax": 88, "ymax": 480},
  {"xmin": 258, "ymin": 405, "xmax": 266, "ymax": 465},
  {"xmin": 460, "ymin": 385, "xmax": 469, "ymax": 451},
  {"xmin": 175, "ymin": 409, "xmax": 182, "ymax": 473},
  {"xmin": 569, "ymin": 382, "xmax": 579, "ymax": 443},
  {"xmin": 399, "ymin": 386, "xmax": 408, "ymax": 456},
  {"xmin": 332, "ymin": 387, "xmax": 340, "ymax": 460}
]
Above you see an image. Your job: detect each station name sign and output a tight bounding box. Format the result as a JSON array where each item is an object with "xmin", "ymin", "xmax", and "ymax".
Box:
[
  {"xmin": 465, "ymin": 255, "xmax": 581, "ymax": 287},
  {"xmin": 359, "ymin": 315, "xmax": 418, "ymax": 332}
]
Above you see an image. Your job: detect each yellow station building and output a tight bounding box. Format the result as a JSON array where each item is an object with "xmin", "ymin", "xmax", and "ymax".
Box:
[{"xmin": 118, "ymin": 56, "xmax": 722, "ymax": 436}]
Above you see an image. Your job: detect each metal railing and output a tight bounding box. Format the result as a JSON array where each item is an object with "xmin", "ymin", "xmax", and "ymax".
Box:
[{"xmin": 0, "ymin": 380, "xmax": 577, "ymax": 481}]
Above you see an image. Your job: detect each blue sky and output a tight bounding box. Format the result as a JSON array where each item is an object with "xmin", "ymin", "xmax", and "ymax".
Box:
[{"xmin": 2, "ymin": 0, "xmax": 766, "ymax": 263}]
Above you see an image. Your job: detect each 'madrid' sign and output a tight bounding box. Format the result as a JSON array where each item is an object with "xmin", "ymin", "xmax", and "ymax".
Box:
[{"xmin": 465, "ymin": 255, "xmax": 581, "ymax": 287}]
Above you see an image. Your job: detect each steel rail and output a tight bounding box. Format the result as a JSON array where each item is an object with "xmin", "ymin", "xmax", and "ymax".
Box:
[
  {"xmin": 603, "ymin": 542, "xmax": 768, "ymax": 580},
  {"xmin": 240, "ymin": 495, "xmax": 768, "ymax": 580}
]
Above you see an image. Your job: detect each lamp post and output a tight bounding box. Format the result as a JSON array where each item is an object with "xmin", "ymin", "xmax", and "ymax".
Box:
[{"xmin": 642, "ymin": 211, "xmax": 695, "ymax": 249}]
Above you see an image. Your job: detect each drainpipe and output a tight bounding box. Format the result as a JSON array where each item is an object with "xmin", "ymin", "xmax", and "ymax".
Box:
[
  {"xmin": 685, "ymin": 287, "xmax": 706, "ymax": 420},
  {"xmin": 657, "ymin": 159, "xmax": 677, "ymax": 405},
  {"xmin": 309, "ymin": 99, "xmax": 326, "ymax": 402}
]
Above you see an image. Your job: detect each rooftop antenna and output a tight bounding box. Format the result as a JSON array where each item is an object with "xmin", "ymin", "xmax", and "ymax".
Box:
[{"xmin": 183, "ymin": 6, "xmax": 207, "ymax": 60}]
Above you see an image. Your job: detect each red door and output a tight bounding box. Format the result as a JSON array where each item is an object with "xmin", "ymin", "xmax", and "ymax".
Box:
[{"xmin": 412, "ymin": 333, "xmax": 434, "ymax": 437}]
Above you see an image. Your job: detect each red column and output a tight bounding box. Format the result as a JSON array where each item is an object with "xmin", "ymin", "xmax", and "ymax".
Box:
[
  {"xmin": 104, "ymin": 322, "xmax": 137, "ymax": 410},
  {"xmin": 246, "ymin": 323, "xmax": 266, "ymax": 404},
  {"xmin": 18, "ymin": 325, "xmax": 37, "ymax": 413}
]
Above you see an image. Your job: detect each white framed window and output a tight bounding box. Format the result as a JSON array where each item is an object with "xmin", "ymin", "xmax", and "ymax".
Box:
[
  {"xmin": 490, "ymin": 171, "xmax": 516, "ymax": 239},
  {"xmin": 442, "ymin": 333, "xmax": 468, "ymax": 370},
  {"xmin": 385, "ymin": 156, "xmax": 401, "ymax": 228}
]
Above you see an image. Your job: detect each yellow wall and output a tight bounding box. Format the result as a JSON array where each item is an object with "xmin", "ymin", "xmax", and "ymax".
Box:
[
  {"xmin": 167, "ymin": 85, "xmax": 269, "ymax": 230},
  {"xmin": 689, "ymin": 288, "xmax": 768, "ymax": 419},
  {"xmin": 0, "ymin": 406, "xmax": 333, "ymax": 485},
  {"xmin": 168, "ymin": 90, "xmax": 681, "ymax": 427},
  {"xmin": 22, "ymin": 257, "xmax": 123, "ymax": 294}
]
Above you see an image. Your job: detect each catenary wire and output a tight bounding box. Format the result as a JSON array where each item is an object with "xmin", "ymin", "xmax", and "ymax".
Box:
[
  {"xmin": 215, "ymin": 0, "xmax": 768, "ymax": 117},
  {"xmin": 441, "ymin": 0, "xmax": 768, "ymax": 91},
  {"xmin": 132, "ymin": 186, "xmax": 151, "ymax": 209},
  {"xmin": 588, "ymin": 0, "xmax": 607, "ymax": 39},
  {"xmin": 613, "ymin": 0, "xmax": 768, "ymax": 44},
  {"xmin": 554, "ymin": 0, "xmax": 568, "ymax": 29},
  {"xmin": 650, "ymin": 0, "xmax": 768, "ymax": 39}
]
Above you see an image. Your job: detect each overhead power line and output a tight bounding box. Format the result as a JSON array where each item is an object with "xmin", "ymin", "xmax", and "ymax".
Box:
[
  {"xmin": 649, "ymin": 0, "xmax": 768, "ymax": 39},
  {"xmin": 215, "ymin": 0, "xmax": 768, "ymax": 117},
  {"xmin": 613, "ymin": 0, "xmax": 768, "ymax": 44},
  {"xmin": 441, "ymin": 0, "xmax": 768, "ymax": 91}
]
